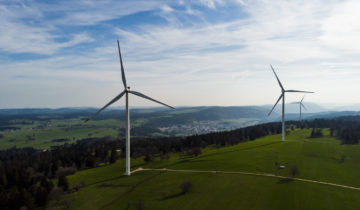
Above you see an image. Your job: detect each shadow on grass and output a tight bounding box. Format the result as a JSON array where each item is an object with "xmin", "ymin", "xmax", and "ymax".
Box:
[
  {"xmin": 162, "ymin": 192, "xmax": 185, "ymax": 200},
  {"xmin": 277, "ymin": 178, "xmax": 294, "ymax": 184},
  {"xmin": 86, "ymin": 169, "xmax": 148, "ymax": 187},
  {"xmin": 97, "ymin": 183, "xmax": 132, "ymax": 188},
  {"xmin": 86, "ymin": 175, "xmax": 126, "ymax": 187},
  {"xmin": 100, "ymin": 171, "xmax": 164, "ymax": 210}
]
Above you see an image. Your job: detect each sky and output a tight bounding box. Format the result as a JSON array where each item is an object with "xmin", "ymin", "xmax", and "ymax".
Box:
[{"xmin": 1, "ymin": 0, "xmax": 360, "ymax": 108}]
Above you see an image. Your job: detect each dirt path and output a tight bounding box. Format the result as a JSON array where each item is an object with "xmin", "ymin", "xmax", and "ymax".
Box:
[{"xmin": 132, "ymin": 167, "xmax": 360, "ymax": 191}]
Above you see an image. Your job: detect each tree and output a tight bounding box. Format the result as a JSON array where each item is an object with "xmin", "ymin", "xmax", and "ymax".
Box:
[
  {"xmin": 330, "ymin": 127, "xmax": 334, "ymax": 137},
  {"xmin": 187, "ymin": 147, "xmax": 202, "ymax": 157},
  {"xmin": 110, "ymin": 148, "xmax": 117, "ymax": 164},
  {"xmin": 58, "ymin": 175, "xmax": 69, "ymax": 191},
  {"xmin": 144, "ymin": 154, "xmax": 153, "ymax": 163},
  {"xmin": 310, "ymin": 128, "xmax": 323, "ymax": 138},
  {"xmin": 35, "ymin": 187, "xmax": 48, "ymax": 206},
  {"xmin": 20, "ymin": 189, "xmax": 35, "ymax": 210},
  {"xmin": 0, "ymin": 172, "xmax": 7, "ymax": 186},
  {"xmin": 40, "ymin": 176, "xmax": 54, "ymax": 193},
  {"xmin": 160, "ymin": 153, "xmax": 170, "ymax": 160}
]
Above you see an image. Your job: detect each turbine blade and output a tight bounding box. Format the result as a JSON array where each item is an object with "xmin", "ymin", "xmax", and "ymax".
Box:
[
  {"xmin": 286, "ymin": 90, "xmax": 314, "ymax": 93},
  {"xmin": 270, "ymin": 65, "xmax": 284, "ymax": 91},
  {"xmin": 268, "ymin": 93, "xmax": 283, "ymax": 116},
  {"xmin": 84, "ymin": 91, "xmax": 126, "ymax": 123},
  {"xmin": 117, "ymin": 40, "xmax": 127, "ymax": 89},
  {"xmin": 301, "ymin": 95, "xmax": 305, "ymax": 103},
  {"xmin": 129, "ymin": 90, "xmax": 174, "ymax": 109},
  {"xmin": 301, "ymin": 103, "xmax": 307, "ymax": 110}
]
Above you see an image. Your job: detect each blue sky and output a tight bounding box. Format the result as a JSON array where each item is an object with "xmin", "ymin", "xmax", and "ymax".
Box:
[{"xmin": 1, "ymin": 0, "xmax": 360, "ymax": 108}]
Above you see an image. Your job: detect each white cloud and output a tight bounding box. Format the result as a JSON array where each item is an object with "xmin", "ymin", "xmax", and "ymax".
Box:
[
  {"xmin": 161, "ymin": 4, "xmax": 174, "ymax": 13},
  {"xmin": 110, "ymin": 0, "xmax": 360, "ymax": 107},
  {"xmin": 0, "ymin": 0, "xmax": 165, "ymax": 55},
  {"xmin": 197, "ymin": 0, "xmax": 224, "ymax": 9},
  {"xmin": 46, "ymin": 0, "xmax": 167, "ymax": 26},
  {"xmin": 320, "ymin": 0, "xmax": 360, "ymax": 51},
  {"xmin": 2, "ymin": 0, "xmax": 360, "ymax": 108},
  {"xmin": 0, "ymin": 2, "xmax": 97, "ymax": 54}
]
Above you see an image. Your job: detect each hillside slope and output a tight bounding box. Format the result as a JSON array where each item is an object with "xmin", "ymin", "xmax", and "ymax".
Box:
[{"xmin": 50, "ymin": 129, "xmax": 360, "ymax": 209}]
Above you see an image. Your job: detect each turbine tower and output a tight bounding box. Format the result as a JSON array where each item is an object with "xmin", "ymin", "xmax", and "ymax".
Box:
[
  {"xmin": 85, "ymin": 40, "xmax": 174, "ymax": 176},
  {"xmin": 292, "ymin": 96, "xmax": 307, "ymax": 121},
  {"xmin": 268, "ymin": 65, "xmax": 314, "ymax": 141}
]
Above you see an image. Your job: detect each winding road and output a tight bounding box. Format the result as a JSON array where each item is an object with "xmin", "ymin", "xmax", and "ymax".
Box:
[{"xmin": 131, "ymin": 167, "xmax": 360, "ymax": 191}]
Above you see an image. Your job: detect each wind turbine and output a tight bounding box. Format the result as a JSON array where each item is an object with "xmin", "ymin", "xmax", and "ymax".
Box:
[
  {"xmin": 85, "ymin": 40, "xmax": 174, "ymax": 176},
  {"xmin": 268, "ymin": 65, "xmax": 314, "ymax": 141},
  {"xmin": 292, "ymin": 96, "xmax": 307, "ymax": 121}
]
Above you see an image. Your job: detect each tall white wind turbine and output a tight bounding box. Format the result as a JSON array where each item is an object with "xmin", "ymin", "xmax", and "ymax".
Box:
[
  {"xmin": 268, "ymin": 65, "xmax": 314, "ymax": 141},
  {"xmin": 292, "ymin": 96, "xmax": 307, "ymax": 121},
  {"xmin": 85, "ymin": 40, "xmax": 174, "ymax": 176}
]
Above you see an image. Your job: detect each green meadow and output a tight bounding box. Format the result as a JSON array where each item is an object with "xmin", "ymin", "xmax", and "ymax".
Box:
[
  {"xmin": 0, "ymin": 119, "xmax": 121, "ymax": 150},
  {"xmin": 50, "ymin": 129, "xmax": 360, "ymax": 209},
  {"xmin": 0, "ymin": 115, "xmax": 261, "ymax": 150}
]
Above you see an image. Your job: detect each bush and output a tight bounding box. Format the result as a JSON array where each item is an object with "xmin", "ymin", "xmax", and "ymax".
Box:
[
  {"xmin": 187, "ymin": 147, "xmax": 202, "ymax": 157},
  {"xmin": 55, "ymin": 165, "xmax": 77, "ymax": 177},
  {"xmin": 48, "ymin": 188, "xmax": 63, "ymax": 201},
  {"xmin": 160, "ymin": 153, "xmax": 170, "ymax": 160},
  {"xmin": 110, "ymin": 148, "xmax": 117, "ymax": 164},
  {"xmin": 57, "ymin": 176, "xmax": 69, "ymax": 191},
  {"xmin": 180, "ymin": 181, "xmax": 193, "ymax": 194},
  {"xmin": 144, "ymin": 154, "xmax": 153, "ymax": 162},
  {"xmin": 310, "ymin": 128, "xmax": 323, "ymax": 138}
]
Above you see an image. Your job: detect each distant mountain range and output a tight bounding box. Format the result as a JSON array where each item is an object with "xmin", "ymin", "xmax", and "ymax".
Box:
[
  {"xmin": 1, "ymin": 104, "xmax": 360, "ymax": 126},
  {"xmin": 261, "ymin": 102, "xmax": 328, "ymax": 114},
  {"xmin": 0, "ymin": 103, "xmax": 359, "ymax": 118}
]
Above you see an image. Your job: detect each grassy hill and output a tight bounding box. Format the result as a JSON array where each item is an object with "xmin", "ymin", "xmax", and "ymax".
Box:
[{"xmin": 49, "ymin": 129, "xmax": 360, "ymax": 209}]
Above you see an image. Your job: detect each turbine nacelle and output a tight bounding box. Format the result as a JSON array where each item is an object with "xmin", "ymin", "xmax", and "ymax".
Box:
[{"xmin": 125, "ymin": 86, "xmax": 131, "ymax": 93}]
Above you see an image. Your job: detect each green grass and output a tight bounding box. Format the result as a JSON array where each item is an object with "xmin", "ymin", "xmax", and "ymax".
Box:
[
  {"xmin": 50, "ymin": 129, "xmax": 360, "ymax": 209},
  {"xmin": 0, "ymin": 118, "xmax": 127, "ymax": 150},
  {"xmin": 0, "ymin": 126, "xmax": 118, "ymax": 150}
]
